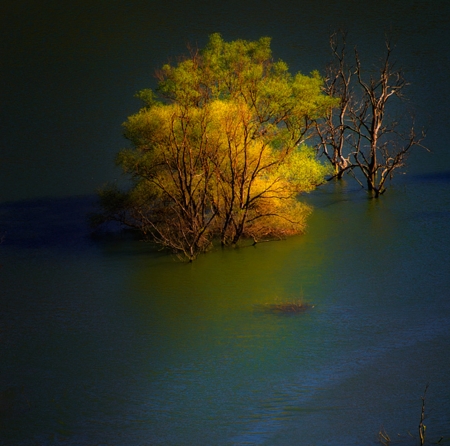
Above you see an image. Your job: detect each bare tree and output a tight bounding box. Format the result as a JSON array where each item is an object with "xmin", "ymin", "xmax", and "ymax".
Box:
[
  {"xmin": 315, "ymin": 31, "xmax": 354, "ymax": 180},
  {"xmin": 318, "ymin": 32, "xmax": 427, "ymax": 196},
  {"xmin": 418, "ymin": 384, "xmax": 429, "ymax": 446}
]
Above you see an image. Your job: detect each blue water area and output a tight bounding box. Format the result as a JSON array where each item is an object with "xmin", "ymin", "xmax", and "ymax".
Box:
[{"xmin": 1, "ymin": 177, "xmax": 450, "ymax": 445}]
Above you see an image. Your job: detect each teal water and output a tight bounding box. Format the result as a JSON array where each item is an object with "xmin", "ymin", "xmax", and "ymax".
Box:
[
  {"xmin": 1, "ymin": 0, "xmax": 450, "ymax": 444},
  {"xmin": 1, "ymin": 177, "xmax": 449, "ymax": 444}
]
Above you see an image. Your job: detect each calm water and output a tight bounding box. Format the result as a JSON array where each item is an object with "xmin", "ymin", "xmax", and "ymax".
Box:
[{"xmin": 1, "ymin": 1, "xmax": 450, "ymax": 444}]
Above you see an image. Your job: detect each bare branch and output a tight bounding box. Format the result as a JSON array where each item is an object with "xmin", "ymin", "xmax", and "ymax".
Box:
[{"xmin": 316, "ymin": 31, "xmax": 427, "ymax": 197}]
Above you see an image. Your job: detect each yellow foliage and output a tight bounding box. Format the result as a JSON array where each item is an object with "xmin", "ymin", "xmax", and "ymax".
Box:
[{"xmin": 103, "ymin": 34, "xmax": 339, "ymax": 259}]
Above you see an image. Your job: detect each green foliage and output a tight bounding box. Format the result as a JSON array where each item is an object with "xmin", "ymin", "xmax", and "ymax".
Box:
[
  {"xmin": 97, "ymin": 34, "xmax": 337, "ymax": 260},
  {"xmin": 276, "ymin": 145, "xmax": 333, "ymax": 192},
  {"xmin": 134, "ymin": 89, "xmax": 160, "ymax": 108}
]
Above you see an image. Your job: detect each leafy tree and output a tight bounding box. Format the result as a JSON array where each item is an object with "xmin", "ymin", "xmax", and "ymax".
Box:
[
  {"xmin": 96, "ymin": 34, "xmax": 336, "ymax": 260},
  {"xmin": 316, "ymin": 31, "xmax": 427, "ymax": 196}
]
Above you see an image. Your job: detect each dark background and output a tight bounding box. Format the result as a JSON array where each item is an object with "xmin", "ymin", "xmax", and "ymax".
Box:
[{"xmin": 2, "ymin": 0, "xmax": 449, "ymax": 203}]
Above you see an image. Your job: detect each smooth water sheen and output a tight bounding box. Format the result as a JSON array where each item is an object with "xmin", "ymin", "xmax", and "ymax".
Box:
[
  {"xmin": 2, "ymin": 178, "xmax": 449, "ymax": 445},
  {"xmin": 1, "ymin": 0, "xmax": 450, "ymax": 444}
]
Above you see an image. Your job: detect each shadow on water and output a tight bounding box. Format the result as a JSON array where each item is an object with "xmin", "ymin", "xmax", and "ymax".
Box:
[
  {"xmin": 0, "ymin": 194, "xmax": 165, "ymax": 259},
  {"xmin": 0, "ymin": 195, "xmax": 98, "ymax": 251},
  {"xmin": 303, "ymin": 178, "xmax": 370, "ymax": 210},
  {"xmin": 409, "ymin": 170, "xmax": 450, "ymax": 183}
]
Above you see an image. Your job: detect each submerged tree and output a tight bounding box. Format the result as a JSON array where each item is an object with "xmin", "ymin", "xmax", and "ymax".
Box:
[
  {"xmin": 316, "ymin": 31, "xmax": 427, "ymax": 196},
  {"xmin": 315, "ymin": 31, "xmax": 354, "ymax": 180},
  {"xmin": 95, "ymin": 34, "xmax": 336, "ymax": 260}
]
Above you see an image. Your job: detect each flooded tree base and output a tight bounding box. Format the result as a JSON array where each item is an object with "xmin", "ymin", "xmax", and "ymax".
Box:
[{"xmin": 258, "ymin": 301, "xmax": 315, "ymax": 315}]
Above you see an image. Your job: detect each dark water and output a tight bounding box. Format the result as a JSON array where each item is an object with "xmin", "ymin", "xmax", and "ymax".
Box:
[{"xmin": 1, "ymin": 1, "xmax": 450, "ymax": 444}]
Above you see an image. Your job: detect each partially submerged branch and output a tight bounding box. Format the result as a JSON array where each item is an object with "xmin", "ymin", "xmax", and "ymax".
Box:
[{"xmin": 316, "ymin": 31, "xmax": 427, "ymax": 196}]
